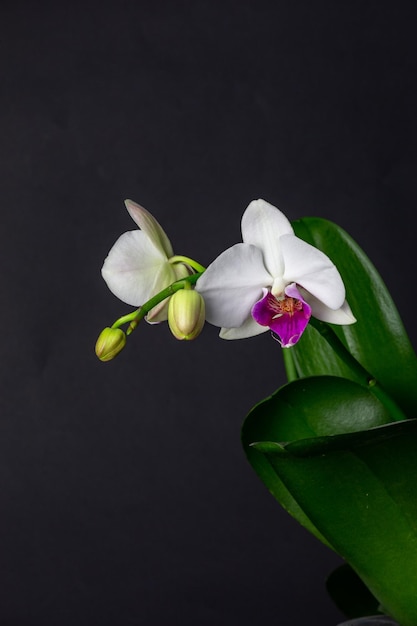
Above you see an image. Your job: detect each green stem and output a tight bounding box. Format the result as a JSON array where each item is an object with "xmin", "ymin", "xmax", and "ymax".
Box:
[
  {"xmin": 111, "ymin": 272, "xmax": 203, "ymax": 334},
  {"xmin": 309, "ymin": 318, "xmax": 408, "ymax": 423},
  {"xmin": 282, "ymin": 348, "xmax": 298, "ymax": 382},
  {"xmin": 169, "ymin": 255, "xmax": 206, "ymax": 273}
]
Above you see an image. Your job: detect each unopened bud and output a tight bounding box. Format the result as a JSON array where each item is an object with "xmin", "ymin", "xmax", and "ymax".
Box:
[
  {"xmin": 95, "ymin": 327, "xmax": 126, "ymax": 361},
  {"xmin": 168, "ymin": 289, "xmax": 205, "ymax": 340}
]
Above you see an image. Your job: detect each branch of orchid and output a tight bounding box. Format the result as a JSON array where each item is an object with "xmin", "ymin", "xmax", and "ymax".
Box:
[
  {"xmin": 309, "ymin": 317, "xmax": 408, "ymax": 423},
  {"xmin": 169, "ymin": 256, "xmax": 206, "ymax": 273},
  {"xmin": 111, "ymin": 272, "xmax": 204, "ymax": 335}
]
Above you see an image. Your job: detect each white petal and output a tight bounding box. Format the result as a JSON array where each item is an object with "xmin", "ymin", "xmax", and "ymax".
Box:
[
  {"xmin": 280, "ymin": 234, "xmax": 345, "ymax": 309},
  {"xmin": 196, "ymin": 243, "xmax": 272, "ymax": 328},
  {"xmin": 219, "ymin": 317, "xmax": 268, "ymax": 340},
  {"xmin": 241, "ymin": 199, "xmax": 294, "ymax": 278},
  {"xmin": 304, "ymin": 291, "xmax": 357, "ymax": 325},
  {"xmin": 124, "ymin": 199, "xmax": 174, "ymax": 258},
  {"xmin": 102, "ymin": 230, "xmax": 169, "ymax": 306}
]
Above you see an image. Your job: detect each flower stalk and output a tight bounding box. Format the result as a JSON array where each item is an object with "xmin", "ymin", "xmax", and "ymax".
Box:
[
  {"xmin": 112, "ymin": 271, "xmax": 203, "ymax": 331},
  {"xmin": 95, "ymin": 272, "xmax": 205, "ymax": 360},
  {"xmin": 169, "ymin": 255, "xmax": 206, "ymax": 273}
]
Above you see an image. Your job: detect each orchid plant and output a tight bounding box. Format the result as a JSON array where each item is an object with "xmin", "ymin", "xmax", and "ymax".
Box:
[{"xmin": 96, "ymin": 199, "xmax": 417, "ymax": 626}]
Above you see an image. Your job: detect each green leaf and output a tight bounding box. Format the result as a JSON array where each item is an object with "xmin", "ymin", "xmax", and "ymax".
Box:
[
  {"xmin": 242, "ymin": 376, "xmax": 393, "ymax": 547},
  {"xmin": 250, "ymin": 417, "xmax": 417, "ymax": 626},
  {"xmin": 291, "ymin": 217, "xmax": 417, "ymax": 417}
]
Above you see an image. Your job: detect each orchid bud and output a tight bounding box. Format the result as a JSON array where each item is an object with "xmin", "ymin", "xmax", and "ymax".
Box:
[
  {"xmin": 168, "ymin": 288, "xmax": 205, "ymax": 340},
  {"xmin": 95, "ymin": 327, "xmax": 126, "ymax": 361}
]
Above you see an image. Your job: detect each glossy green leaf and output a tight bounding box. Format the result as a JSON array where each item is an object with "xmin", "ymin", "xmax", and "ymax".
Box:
[
  {"xmin": 242, "ymin": 376, "xmax": 393, "ymax": 546},
  {"xmin": 251, "ymin": 418, "xmax": 417, "ymax": 626},
  {"xmin": 291, "ymin": 217, "xmax": 417, "ymax": 417}
]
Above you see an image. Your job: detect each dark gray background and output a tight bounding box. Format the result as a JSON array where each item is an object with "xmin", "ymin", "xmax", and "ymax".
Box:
[{"xmin": 1, "ymin": 1, "xmax": 416, "ymax": 625}]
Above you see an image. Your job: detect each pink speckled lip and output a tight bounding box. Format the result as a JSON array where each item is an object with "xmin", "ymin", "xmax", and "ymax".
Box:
[{"xmin": 251, "ymin": 283, "xmax": 312, "ymax": 347}]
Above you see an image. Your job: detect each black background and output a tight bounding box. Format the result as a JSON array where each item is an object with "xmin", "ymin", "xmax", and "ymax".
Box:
[{"xmin": 1, "ymin": 1, "xmax": 416, "ymax": 625}]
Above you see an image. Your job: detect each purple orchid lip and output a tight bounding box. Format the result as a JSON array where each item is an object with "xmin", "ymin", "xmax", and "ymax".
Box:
[{"xmin": 251, "ymin": 283, "xmax": 312, "ymax": 347}]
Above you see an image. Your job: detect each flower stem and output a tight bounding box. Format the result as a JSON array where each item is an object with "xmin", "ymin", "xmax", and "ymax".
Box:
[
  {"xmin": 308, "ymin": 317, "xmax": 408, "ymax": 422},
  {"xmin": 282, "ymin": 347, "xmax": 298, "ymax": 382},
  {"xmin": 111, "ymin": 272, "xmax": 203, "ymax": 334},
  {"xmin": 169, "ymin": 255, "xmax": 206, "ymax": 273}
]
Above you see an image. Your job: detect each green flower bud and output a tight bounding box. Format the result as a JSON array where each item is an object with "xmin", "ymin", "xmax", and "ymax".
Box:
[
  {"xmin": 168, "ymin": 288, "xmax": 205, "ymax": 340},
  {"xmin": 95, "ymin": 327, "xmax": 126, "ymax": 361}
]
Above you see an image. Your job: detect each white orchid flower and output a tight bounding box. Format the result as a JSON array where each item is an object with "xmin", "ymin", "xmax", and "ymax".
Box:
[
  {"xmin": 102, "ymin": 200, "xmax": 191, "ymax": 322},
  {"xmin": 196, "ymin": 199, "xmax": 356, "ymax": 347}
]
